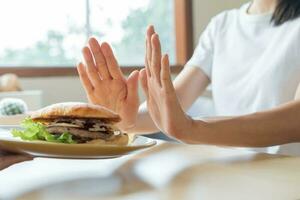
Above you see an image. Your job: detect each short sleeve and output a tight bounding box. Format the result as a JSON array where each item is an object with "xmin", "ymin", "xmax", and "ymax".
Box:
[{"xmin": 186, "ymin": 19, "xmax": 217, "ymax": 79}]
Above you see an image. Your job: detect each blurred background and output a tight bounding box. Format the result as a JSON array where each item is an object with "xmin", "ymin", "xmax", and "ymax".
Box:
[{"xmin": 0, "ymin": 0, "xmax": 247, "ymax": 114}]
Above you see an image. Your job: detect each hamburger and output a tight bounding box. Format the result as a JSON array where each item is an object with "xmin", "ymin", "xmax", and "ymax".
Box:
[{"xmin": 12, "ymin": 102, "xmax": 129, "ymax": 145}]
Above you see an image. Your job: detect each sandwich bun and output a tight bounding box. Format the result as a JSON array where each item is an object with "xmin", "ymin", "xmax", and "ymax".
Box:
[{"xmin": 31, "ymin": 102, "xmax": 121, "ymax": 123}]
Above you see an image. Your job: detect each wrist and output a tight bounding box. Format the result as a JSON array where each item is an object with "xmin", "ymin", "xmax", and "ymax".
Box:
[
  {"xmin": 182, "ymin": 115, "xmax": 196, "ymax": 143},
  {"xmin": 171, "ymin": 115, "xmax": 195, "ymax": 142},
  {"xmin": 181, "ymin": 117, "xmax": 211, "ymax": 144}
]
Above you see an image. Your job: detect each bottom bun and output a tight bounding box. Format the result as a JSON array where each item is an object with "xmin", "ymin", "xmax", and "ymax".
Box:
[{"xmin": 86, "ymin": 133, "xmax": 135, "ymax": 146}]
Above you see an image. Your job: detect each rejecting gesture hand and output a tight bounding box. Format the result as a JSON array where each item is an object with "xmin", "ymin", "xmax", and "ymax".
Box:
[
  {"xmin": 139, "ymin": 26, "xmax": 193, "ymax": 140},
  {"xmin": 77, "ymin": 38, "xmax": 140, "ymax": 131}
]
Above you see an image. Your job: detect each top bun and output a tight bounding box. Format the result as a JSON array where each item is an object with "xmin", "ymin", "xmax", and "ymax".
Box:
[{"xmin": 31, "ymin": 102, "xmax": 121, "ymax": 122}]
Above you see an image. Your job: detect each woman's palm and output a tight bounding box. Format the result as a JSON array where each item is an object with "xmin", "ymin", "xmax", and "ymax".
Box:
[
  {"xmin": 88, "ymin": 79, "xmax": 126, "ymax": 112},
  {"xmin": 78, "ymin": 38, "xmax": 139, "ymax": 131}
]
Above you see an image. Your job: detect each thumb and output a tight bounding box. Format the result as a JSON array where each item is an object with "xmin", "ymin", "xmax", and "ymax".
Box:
[
  {"xmin": 139, "ymin": 68, "xmax": 149, "ymax": 100},
  {"xmin": 126, "ymin": 70, "xmax": 139, "ymax": 102}
]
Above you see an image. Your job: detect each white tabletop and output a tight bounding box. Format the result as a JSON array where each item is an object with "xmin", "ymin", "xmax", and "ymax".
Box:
[
  {"xmin": 1, "ymin": 142, "xmax": 300, "ymax": 200},
  {"xmin": 0, "ymin": 155, "xmax": 134, "ymax": 199}
]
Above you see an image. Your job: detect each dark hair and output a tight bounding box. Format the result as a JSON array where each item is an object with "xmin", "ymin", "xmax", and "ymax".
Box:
[{"xmin": 272, "ymin": 0, "xmax": 300, "ymax": 26}]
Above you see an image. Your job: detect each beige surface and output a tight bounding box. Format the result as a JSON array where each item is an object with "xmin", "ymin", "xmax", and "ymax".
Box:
[
  {"xmin": 0, "ymin": 90, "xmax": 43, "ymax": 110},
  {"xmin": 0, "ymin": 114, "xmax": 28, "ymax": 125},
  {"xmin": 5, "ymin": 142, "xmax": 299, "ymax": 200}
]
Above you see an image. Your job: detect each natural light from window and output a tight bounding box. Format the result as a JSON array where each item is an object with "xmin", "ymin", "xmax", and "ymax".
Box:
[{"xmin": 0, "ymin": 0, "xmax": 175, "ymax": 67}]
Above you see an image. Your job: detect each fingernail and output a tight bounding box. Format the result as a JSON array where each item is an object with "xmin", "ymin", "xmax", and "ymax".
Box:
[{"xmin": 82, "ymin": 46, "xmax": 89, "ymax": 53}]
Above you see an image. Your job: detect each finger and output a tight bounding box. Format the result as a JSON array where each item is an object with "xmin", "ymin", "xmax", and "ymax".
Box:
[
  {"xmin": 101, "ymin": 42, "xmax": 124, "ymax": 80},
  {"xmin": 0, "ymin": 155, "xmax": 33, "ymax": 170},
  {"xmin": 146, "ymin": 25, "xmax": 155, "ymax": 77},
  {"xmin": 145, "ymin": 54, "xmax": 150, "ymax": 77},
  {"xmin": 161, "ymin": 54, "xmax": 174, "ymax": 91},
  {"xmin": 139, "ymin": 69, "xmax": 149, "ymax": 100},
  {"xmin": 82, "ymin": 47, "xmax": 101, "ymax": 87},
  {"xmin": 151, "ymin": 34, "xmax": 162, "ymax": 86},
  {"xmin": 88, "ymin": 38, "xmax": 111, "ymax": 80},
  {"xmin": 126, "ymin": 70, "xmax": 139, "ymax": 102},
  {"xmin": 77, "ymin": 62, "xmax": 94, "ymax": 93}
]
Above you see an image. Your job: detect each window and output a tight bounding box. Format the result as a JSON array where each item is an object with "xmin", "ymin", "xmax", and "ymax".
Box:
[
  {"xmin": 0, "ymin": 0, "xmax": 175, "ymax": 67},
  {"xmin": 0, "ymin": 0, "xmax": 193, "ymax": 76}
]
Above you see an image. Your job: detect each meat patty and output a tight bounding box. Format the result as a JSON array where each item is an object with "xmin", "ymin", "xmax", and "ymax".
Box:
[{"xmin": 46, "ymin": 126, "xmax": 113, "ymax": 140}]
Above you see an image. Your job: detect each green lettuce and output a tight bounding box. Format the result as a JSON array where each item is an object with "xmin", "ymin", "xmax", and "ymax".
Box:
[{"xmin": 12, "ymin": 118, "xmax": 77, "ymax": 144}]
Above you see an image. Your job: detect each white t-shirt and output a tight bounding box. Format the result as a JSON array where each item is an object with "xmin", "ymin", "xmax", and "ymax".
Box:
[{"xmin": 187, "ymin": 3, "xmax": 300, "ymax": 154}]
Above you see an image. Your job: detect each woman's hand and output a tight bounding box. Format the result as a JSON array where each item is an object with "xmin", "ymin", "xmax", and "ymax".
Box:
[
  {"xmin": 0, "ymin": 150, "xmax": 32, "ymax": 170},
  {"xmin": 77, "ymin": 38, "xmax": 140, "ymax": 131},
  {"xmin": 139, "ymin": 27, "xmax": 193, "ymax": 140}
]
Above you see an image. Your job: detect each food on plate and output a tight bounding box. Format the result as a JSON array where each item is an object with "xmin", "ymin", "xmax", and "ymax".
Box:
[{"xmin": 12, "ymin": 102, "xmax": 129, "ymax": 145}]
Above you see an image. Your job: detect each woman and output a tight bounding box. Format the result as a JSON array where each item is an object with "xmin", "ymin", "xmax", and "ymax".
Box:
[{"xmin": 77, "ymin": 0, "xmax": 300, "ymax": 150}]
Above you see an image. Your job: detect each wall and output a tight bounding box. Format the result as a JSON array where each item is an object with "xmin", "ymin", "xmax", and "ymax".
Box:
[{"xmin": 20, "ymin": 77, "xmax": 86, "ymax": 107}]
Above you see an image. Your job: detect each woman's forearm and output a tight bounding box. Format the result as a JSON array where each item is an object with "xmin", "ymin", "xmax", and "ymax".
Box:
[{"xmin": 184, "ymin": 100, "xmax": 300, "ymax": 147}]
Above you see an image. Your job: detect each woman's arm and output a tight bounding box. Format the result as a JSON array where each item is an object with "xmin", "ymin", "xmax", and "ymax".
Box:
[
  {"xmin": 186, "ymin": 100, "xmax": 300, "ymax": 147},
  {"xmin": 141, "ymin": 32, "xmax": 300, "ymax": 147},
  {"xmin": 187, "ymin": 83, "xmax": 300, "ymax": 146}
]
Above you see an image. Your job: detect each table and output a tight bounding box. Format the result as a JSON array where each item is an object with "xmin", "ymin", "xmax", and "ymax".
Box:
[{"xmin": 1, "ymin": 141, "xmax": 300, "ymax": 200}]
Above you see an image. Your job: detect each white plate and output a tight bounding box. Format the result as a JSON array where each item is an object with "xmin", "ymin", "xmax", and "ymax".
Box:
[{"xmin": 0, "ymin": 126, "xmax": 156, "ymax": 159}]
